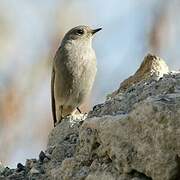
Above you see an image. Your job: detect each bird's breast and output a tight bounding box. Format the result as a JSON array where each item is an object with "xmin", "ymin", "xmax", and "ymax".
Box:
[
  {"xmin": 65, "ymin": 44, "xmax": 97, "ymax": 79},
  {"xmin": 55, "ymin": 43, "xmax": 97, "ymax": 106},
  {"xmin": 70, "ymin": 47, "xmax": 96, "ymax": 98}
]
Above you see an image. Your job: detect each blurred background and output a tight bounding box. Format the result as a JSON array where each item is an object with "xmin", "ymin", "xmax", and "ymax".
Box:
[{"xmin": 0, "ymin": 0, "xmax": 180, "ymax": 167}]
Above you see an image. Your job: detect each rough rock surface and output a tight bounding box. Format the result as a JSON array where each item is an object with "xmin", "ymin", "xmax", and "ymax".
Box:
[
  {"xmin": 118, "ymin": 54, "xmax": 169, "ymax": 91},
  {"xmin": 1, "ymin": 54, "xmax": 180, "ymax": 180}
]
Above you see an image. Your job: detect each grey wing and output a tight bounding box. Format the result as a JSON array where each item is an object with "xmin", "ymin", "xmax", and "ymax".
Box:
[{"xmin": 51, "ymin": 67, "xmax": 57, "ymax": 127}]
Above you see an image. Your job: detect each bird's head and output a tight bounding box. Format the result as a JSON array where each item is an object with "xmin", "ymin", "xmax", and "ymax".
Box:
[{"xmin": 62, "ymin": 25, "xmax": 102, "ymax": 43}]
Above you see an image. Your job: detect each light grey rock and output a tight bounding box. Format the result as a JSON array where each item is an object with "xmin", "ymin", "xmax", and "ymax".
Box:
[
  {"xmin": 46, "ymin": 115, "xmax": 84, "ymax": 164},
  {"xmin": 79, "ymin": 94, "xmax": 180, "ymax": 180},
  {"xmin": 1, "ymin": 54, "xmax": 180, "ymax": 180}
]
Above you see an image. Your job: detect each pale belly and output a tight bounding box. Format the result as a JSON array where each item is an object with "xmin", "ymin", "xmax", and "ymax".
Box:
[{"xmin": 54, "ymin": 59, "xmax": 97, "ymax": 108}]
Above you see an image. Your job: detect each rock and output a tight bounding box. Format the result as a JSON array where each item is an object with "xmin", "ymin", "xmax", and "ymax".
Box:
[
  {"xmin": 119, "ymin": 53, "xmax": 169, "ymax": 91},
  {"xmin": 39, "ymin": 151, "xmax": 46, "ymax": 163},
  {"xmin": 46, "ymin": 115, "xmax": 84, "ymax": 163},
  {"xmin": 1, "ymin": 54, "xmax": 180, "ymax": 180},
  {"xmin": 79, "ymin": 99, "xmax": 180, "ymax": 180},
  {"xmin": 29, "ymin": 167, "xmax": 40, "ymax": 175},
  {"xmin": 39, "ymin": 150, "xmax": 51, "ymax": 163},
  {"xmin": 16, "ymin": 163, "xmax": 25, "ymax": 172},
  {"xmin": 25, "ymin": 159, "xmax": 34, "ymax": 170},
  {"xmin": 89, "ymin": 54, "xmax": 172, "ymax": 118}
]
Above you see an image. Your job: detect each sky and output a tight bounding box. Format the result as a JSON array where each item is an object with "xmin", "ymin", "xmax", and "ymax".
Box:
[{"xmin": 0, "ymin": 0, "xmax": 180, "ymax": 167}]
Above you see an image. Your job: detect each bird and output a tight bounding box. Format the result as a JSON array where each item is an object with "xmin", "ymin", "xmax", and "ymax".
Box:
[{"xmin": 51, "ymin": 25, "xmax": 102, "ymax": 127}]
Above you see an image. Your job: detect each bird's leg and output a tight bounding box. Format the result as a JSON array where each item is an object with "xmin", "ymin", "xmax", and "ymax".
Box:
[{"xmin": 77, "ymin": 107, "xmax": 81, "ymax": 113}]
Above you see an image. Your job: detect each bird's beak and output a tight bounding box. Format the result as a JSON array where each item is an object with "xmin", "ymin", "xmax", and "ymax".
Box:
[{"xmin": 91, "ymin": 28, "xmax": 102, "ymax": 35}]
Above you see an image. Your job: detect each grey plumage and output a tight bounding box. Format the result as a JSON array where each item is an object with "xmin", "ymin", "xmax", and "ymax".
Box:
[{"xmin": 51, "ymin": 25, "xmax": 101, "ymax": 126}]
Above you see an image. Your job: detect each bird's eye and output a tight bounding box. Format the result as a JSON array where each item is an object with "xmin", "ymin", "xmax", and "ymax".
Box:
[{"xmin": 76, "ymin": 29, "xmax": 84, "ymax": 35}]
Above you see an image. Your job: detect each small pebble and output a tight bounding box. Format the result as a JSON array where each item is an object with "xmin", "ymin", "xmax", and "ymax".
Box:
[
  {"xmin": 30, "ymin": 167, "xmax": 39, "ymax": 175},
  {"xmin": 16, "ymin": 163, "xmax": 25, "ymax": 172},
  {"xmin": 39, "ymin": 151, "xmax": 46, "ymax": 162},
  {"xmin": 25, "ymin": 159, "xmax": 33, "ymax": 169},
  {"xmin": 39, "ymin": 151, "xmax": 51, "ymax": 163}
]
